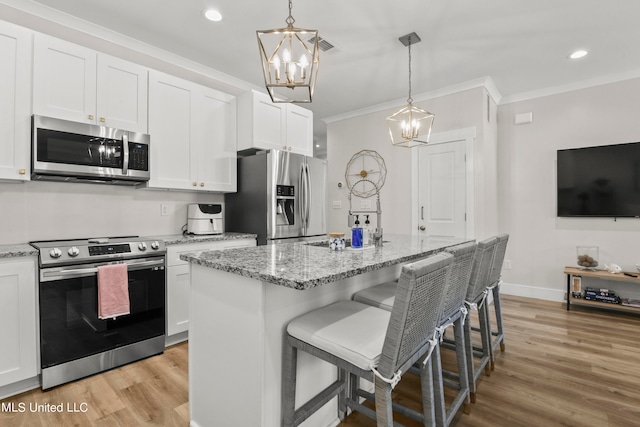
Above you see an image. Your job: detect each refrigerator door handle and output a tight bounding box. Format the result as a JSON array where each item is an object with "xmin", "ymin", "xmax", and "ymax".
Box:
[
  {"xmin": 300, "ymin": 163, "xmax": 307, "ymax": 230},
  {"xmin": 304, "ymin": 163, "xmax": 311, "ymax": 228}
]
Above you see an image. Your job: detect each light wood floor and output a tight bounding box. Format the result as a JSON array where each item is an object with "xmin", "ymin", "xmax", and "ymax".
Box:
[
  {"xmin": 1, "ymin": 295, "xmax": 640, "ymax": 426},
  {"xmin": 0, "ymin": 342, "xmax": 188, "ymax": 426},
  {"xmin": 340, "ymin": 295, "xmax": 640, "ymax": 427}
]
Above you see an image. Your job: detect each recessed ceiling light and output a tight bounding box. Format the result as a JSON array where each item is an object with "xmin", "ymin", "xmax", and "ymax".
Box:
[
  {"xmin": 203, "ymin": 9, "xmax": 222, "ymax": 22},
  {"xmin": 569, "ymin": 49, "xmax": 588, "ymax": 60}
]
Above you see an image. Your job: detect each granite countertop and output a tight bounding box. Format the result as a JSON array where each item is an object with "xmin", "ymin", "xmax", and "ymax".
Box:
[
  {"xmin": 181, "ymin": 234, "xmax": 472, "ymax": 290},
  {"xmin": 149, "ymin": 232, "xmax": 257, "ymax": 246},
  {"xmin": 0, "ymin": 243, "xmax": 39, "ymax": 259},
  {"xmin": 0, "ymin": 233, "xmax": 256, "ymax": 259}
]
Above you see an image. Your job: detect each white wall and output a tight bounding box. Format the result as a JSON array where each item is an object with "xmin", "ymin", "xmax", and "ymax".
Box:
[
  {"xmin": 498, "ymin": 77, "xmax": 640, "ymax": 301},
  {"xmin": 0, "ymin": 181, "xmax": 223, "ymax": 244},
  {"xmin": 326, "ymin": 87, "xmax": 498, "ymax": 238}
]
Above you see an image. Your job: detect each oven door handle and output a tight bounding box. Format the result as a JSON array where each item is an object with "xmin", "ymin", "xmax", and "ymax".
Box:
[{"xmin": 41, "ymin": 258, "xmax": 165, "ymax": 281}]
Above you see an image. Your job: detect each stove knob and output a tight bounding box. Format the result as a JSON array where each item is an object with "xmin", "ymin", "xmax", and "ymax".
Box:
[
  {"xmin": 49, "ymin": 248, "xmax": 62, "ymax": 258},
  {"xmin": 138, "ymin": 242, "xmax": 148, "ymax": 251},
  {"xmin": 68, "ymin": 246, "xmax": 80, "ymax": 257},
  {"xmin": 151, "ymin": 241, "xmax": 160, "ymax": 250}
]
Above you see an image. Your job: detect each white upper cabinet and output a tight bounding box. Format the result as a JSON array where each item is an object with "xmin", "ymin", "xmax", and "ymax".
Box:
[
  {"xmin": 237, "ymin": 90, "xmax": 313, "ymax": 157},
  {"xmin": 33, "ymin": 33, "xmax": 148, "ymax": 133},
  {"xmin": 286, "ymin": 105, "xmax": 314, "ymax": 156},
  {"xmin": 0, "ymin": 21, "xmax": 32, "ymax": 181},
  {"xmin": 96, "ymin": 54, "xmax": 149, "ymax": 133},
  {"xmin": 193, "ymin": 87, "xmax": 238, "ymax": 192},
  {"xmin": 148, "ymin": 70, "xmax": 237, "ymax": 192}
]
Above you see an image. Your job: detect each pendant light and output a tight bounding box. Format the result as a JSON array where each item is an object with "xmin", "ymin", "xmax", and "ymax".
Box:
[
  {"xmin": 387, "ymin": 32, "xmax": 434, "ymax": 148},
  {"xmin": 257, "ymin": 0, "xmax": 320, "ymax": 103}
]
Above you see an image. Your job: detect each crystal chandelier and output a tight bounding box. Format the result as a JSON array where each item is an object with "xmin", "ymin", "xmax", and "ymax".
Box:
[
  {"xmin": 256, "ymin": 0, "xmax": 319, "ymax": 103},
  {"xmin": 387, "ymin": 32, "xmax": 434, "ymax": 148}
]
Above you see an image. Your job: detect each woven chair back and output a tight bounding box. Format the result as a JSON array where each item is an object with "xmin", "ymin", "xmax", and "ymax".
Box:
[
  {"xmin": 488, "ymin": 234, "xmax": 509, "ymax": 286},
  {"xmin": 466, "ymin": 237, "xmax": 498, "ymax": 302},
  {"xmin": 376, "ymin": 252, "xmax": 453, "ymax": 378},
  {"xmin": 440, "ymin": 241, "xmax": 477, "ymax": 322}
]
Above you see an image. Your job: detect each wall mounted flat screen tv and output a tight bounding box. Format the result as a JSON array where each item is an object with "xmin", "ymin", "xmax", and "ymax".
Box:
[{"xmin": 557, "ymin": 142, "xmax": 640, "ymax": 217}]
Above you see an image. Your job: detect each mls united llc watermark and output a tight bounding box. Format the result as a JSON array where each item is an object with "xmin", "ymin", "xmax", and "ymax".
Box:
[{"xmin": 2, "ymin": 401, "xmax": 89, "ymax": 413}]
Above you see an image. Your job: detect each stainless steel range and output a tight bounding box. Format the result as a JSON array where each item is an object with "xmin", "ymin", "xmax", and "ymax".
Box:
[{"xmin": 30, "ymin": 236, "xmax": 166, "ymax": 390}]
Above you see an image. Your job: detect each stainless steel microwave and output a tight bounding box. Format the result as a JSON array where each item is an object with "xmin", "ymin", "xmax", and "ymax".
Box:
[{"xmin": 31, "ymin": 115, "xmax": 150, "ymax": 185}]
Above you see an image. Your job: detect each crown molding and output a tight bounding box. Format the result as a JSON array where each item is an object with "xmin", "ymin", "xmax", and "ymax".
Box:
[
  {"xmin": 0, "ymin": 0, "xmax": 259, "ymax": 95},
  {"xmin": 500, "ymin": 69, "xmax": 640, "ymax": 105},
  {"xmin": 323, "ymin": 76, "xmax": 502, "ymax": 125}
]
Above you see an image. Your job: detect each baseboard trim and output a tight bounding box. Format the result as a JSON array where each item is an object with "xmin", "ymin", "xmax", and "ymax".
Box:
[
  {"xmin": 501, "ymin": 282, "xmax": 565, "ymax": 302},
  {"xmin": 0, "ymin": 375, "xmax": 40, "ymax": 400},
  {"xmin": 166, "ymin": 331, "xmax": 188, "ymax": 347}
]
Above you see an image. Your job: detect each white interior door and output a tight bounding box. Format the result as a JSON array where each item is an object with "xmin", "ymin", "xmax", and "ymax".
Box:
[{"xmin": 417, "ymin": 139, "xmax": 467, "ymax": 237}]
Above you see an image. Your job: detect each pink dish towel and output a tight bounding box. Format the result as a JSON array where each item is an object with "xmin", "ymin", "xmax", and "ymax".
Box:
[{"xmin": 97, "ymin": 263, "xmax": 130, "ymax": 320}]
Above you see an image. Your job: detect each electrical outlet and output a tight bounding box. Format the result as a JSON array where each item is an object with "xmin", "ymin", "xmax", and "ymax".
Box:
[
  {"xmin": 332, "ymin": 201, "xmax": 342, "ymax": 209},
  {"xmin": 161, "ymin": 204, "xmax": 169, "ymax": 216},
  {"xmin": 504, "ymin": 260, "xmax": 512, "ymax": 270}
]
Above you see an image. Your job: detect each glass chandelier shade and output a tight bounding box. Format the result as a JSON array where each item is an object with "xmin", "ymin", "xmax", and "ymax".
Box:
[
  {"xmin": 257, "ymin": 0, "xmax": 319, "ymax": 103},
  {"xmin": 387, "ymin": 32, "xmax": 434, "ymax": 148}
]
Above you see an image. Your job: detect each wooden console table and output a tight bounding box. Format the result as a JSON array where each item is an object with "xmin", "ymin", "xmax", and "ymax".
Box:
[{"xmin": 564, "ymin": 266, "xmax": 640, "ymax": 313}]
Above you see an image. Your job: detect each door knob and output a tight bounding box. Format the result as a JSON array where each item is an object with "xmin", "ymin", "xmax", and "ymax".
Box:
[{"xmin": 419, "ymin": 225, "xmax": 426, "ymax": 231}]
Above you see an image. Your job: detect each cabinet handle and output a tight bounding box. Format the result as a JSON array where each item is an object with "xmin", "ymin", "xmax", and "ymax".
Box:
[
  {"xmin": 192, "ymin": 182, "xmax": 197, "ymax": 186},
  {"xmin": 100, "ymin": 117, "xmax": 105, "ymax": 123},
  {"xmin": 288, "ymin": 146, "xmax": 292, "ymax": 151},
  {"xmin": 200, "ymin": 182, "xmax": 204, "ymax": 187},
  {"xmin": 88, "ymin": 114, "xmax": 94, "ymax": 120},
  {"xmin": 419, "ymin": 225, "xmax": 426, "ymax": 231},
  {"xmin": 18, "ymin": 169, "xmax": 26, "ymax": 175},
  {"xmin": 283, "ymin": 145, "xmax": 287, "ymax": 150}
]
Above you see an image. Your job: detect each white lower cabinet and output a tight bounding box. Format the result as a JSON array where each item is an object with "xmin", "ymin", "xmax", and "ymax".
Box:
[
  {"xmin": 166, "ymin": 239, "xmax": 255, "ymax": 338},
  {"xmin": 0, "ymin": 258, "xmax": 37, "ymax": 388}
]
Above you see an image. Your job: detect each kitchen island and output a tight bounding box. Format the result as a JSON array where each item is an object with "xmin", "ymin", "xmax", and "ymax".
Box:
[{"xmin": 181, "ymin": 234, "xmax": 471, "ymax": 427}]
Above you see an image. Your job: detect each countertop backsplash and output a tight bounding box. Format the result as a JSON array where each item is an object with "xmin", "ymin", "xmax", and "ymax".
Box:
[{"xmin": 0, "ymin": 181, "xmax": 224, "ymax": 245}]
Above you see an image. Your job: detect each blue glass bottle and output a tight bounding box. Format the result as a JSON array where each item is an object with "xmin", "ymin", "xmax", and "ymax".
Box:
[{"xmin": 351, "ymin": 215, "xmax": 363, "ymax": 249}]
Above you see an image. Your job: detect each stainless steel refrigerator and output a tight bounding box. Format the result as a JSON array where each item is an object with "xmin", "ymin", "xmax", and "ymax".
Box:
[{"xmin": 225, "ymin": 150, "xmax": 327, "ymax": 245}]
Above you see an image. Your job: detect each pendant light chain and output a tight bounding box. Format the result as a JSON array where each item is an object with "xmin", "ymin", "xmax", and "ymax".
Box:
[
  {"xmin": 286, "ymin": 0, "xmax": 295, "ymax": 27},
  {"xmin": 407, "ymin": 36, "xmax": 413, "ymax": 104}
]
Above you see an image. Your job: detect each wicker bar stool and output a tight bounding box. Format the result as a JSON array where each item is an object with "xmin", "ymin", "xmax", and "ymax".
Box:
[
  {"xmin": 282, "ymin": 252, "xmax": 453, "ymax": 427},
  {"xmin": 461, "ymin": 236, "xmax": 497, "ymax": 402},
  {"xmin": 487, "ymin": 234, "xmax": 509, "ymax": 369},
  {"xmin": 352, "ymin": 241, "xmax": 477, "ymax": 427},
  {"xmin": 431, "ymin": 241, "xmax": 476, "ymax": 425}
]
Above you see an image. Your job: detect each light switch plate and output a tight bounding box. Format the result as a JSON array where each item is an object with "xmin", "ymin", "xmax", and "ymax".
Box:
[{"xmin": 332, "ymin": 201, "xmax": 342, "ymax": 209}]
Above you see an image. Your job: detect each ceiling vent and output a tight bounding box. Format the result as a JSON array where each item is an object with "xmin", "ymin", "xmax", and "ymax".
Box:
[{"xmin": 308, "ymin": 35, "xmax": 339, "ymax": 54}]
